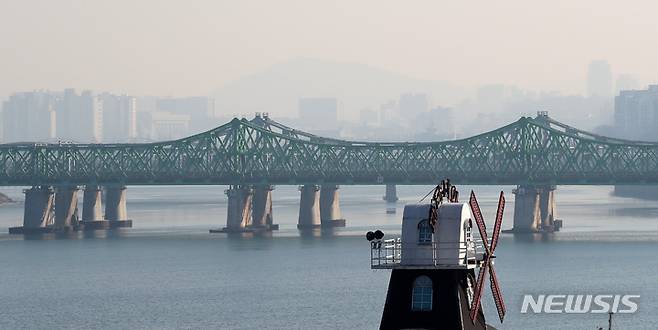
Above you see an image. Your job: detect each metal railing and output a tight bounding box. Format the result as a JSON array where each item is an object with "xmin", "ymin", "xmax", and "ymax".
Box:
[
  {"xmin": 370, "ymin": 238, "xmax": 401, "ymax": 268},
  {"xmin": 370, "ymin": 238, "xmax": 485, "ymax": 269}
]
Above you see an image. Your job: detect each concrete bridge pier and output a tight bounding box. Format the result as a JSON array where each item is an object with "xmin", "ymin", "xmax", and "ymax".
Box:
[
  {"xmin": 250, "ymin": 185, "xmax": 278, "ymax": 231},
  {"xmin": 54, "ymin": 185, "xmax": 79, "ymax": 230},
  {"xmin": 297, "ymin": 185, "xmax": 321, "ymax": 229},
  {"xmin": 78, "ymin": 185, "xmax": 123, "ymax": 230},
  {"xmin": 538, "ymin": 186, "xmax": 557, "ymax": 230},
  {"xmin": 508, "ymin": 185, "xmax": 560, "ymax": 233},
  {"xmin": 82, "ymin": 185, "xmax": 103, "ymax": 221},
  {"xmin": 383, "ymin": 184, "xmax": 399, "ymax": 202},
  {"xmin": 101, "ymin": 185, "xmax": 132, "ymax": 229},
  {"xmin": 9, "ymin": 186, "xmax": 55, "ymax": 234},
  {"xmin": 510, "ymin": 185, "xmax": 540, "ymax": 232},
  {"xmin": 320, "ymin": 185, "xmax": 346, "ymax": 227},
  {"xmin": 211, "ymin": 185, "xmax": 253, "ymax": 233}
]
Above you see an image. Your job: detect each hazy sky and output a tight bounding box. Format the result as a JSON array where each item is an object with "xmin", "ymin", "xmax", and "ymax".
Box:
[{"xmin": 1, "ymin": 0, "xmax": 658, "ymax": 100}]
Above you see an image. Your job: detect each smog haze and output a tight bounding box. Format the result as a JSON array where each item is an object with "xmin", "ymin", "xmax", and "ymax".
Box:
[{"xmin": 2, "ymin": 0, "xmax": 657, "ymax": 99}]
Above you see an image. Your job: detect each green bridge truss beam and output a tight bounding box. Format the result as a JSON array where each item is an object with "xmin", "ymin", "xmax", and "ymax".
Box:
[{"xmin": 1, "ymin": 115, "xmax": 658, "ymax": 186}]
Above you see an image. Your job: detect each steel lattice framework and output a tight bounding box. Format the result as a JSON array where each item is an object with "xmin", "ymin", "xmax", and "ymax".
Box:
[{"xmin": 1, "ymin": 114, "xmax": 658, "ymax": 186}]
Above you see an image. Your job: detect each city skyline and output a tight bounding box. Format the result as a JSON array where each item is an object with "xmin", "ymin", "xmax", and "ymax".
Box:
[
  {"xmin": 2, "ymin": 67, "xmax": 654, "ymax": 144},
  {"xmin": 1, "ymin": 89, "xmax": 215, "ymax": 143},
  {"xmin": 0, "ymin": 56, "xmax": 649, "ymax": 110}
]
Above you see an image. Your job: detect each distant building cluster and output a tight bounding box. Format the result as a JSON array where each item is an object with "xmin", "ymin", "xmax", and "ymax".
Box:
[
  {"xmin": 0, "ymin": 60, "xmax": 646, "ymax": 145},
  {"xmin": 587, "ymin": 60, "xmax": 640, "ymax": 98},
  {"xmin": 614, "ymin": 85, "xmax": 658, "ymax": 141},
  {"xmin": 1, "ymin": 89, "xmax": 215, "ymax": 143},
  {"xmin": 345, "ymin": 93, "xmax": 455, "ymax": 142},
  {"xmin": 289, "ymin": 94, "xmax": 457, "ymax": 142}
]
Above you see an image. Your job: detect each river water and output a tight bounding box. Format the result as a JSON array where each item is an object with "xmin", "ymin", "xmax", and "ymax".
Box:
[{"xmin": 0, "ymin": 185, "xmax": 657, "ymax": 329}]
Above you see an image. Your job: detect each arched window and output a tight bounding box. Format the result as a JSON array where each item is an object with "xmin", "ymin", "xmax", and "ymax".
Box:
[
  {"xmin": 411, "ymin": 275, "xmax": 433, "ymax": 311},
  {"xmin": 418, "ymin": 219, "xmax": 432, "ymax": 244}
]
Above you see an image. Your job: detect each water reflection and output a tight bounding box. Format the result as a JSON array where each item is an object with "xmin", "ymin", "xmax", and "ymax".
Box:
[
  {"xmin": 23, "ymin": 233, "xmax": 58, "ymax": 241},
  {"xmin": 223, "ymin": 231, "xmax": 275, "ymax": 251},
  {"xmin": 252, "ymin": 230, "xmax": 274, "ymax": 239},
  {"xmin": 82, "ymin": 229, "xmax": 108, "ymax": 240},
  {"xmin": 298, "ymin": 227, "xmax": 339, "ymax": 245},
  {"xmin": 53, "ymin": 231, "xmax": 80, "ymax": 240},
  {"xmin": 298, "ymin": 228, "xmax": 322, "ymax": 240},
  {"xmin": 509, "ymin": 232, "xmax": 555, "ymax": 243},
  {"xmin": 19, "ymin": 228, "xmax": 128, "ymax": 241},
  {"xmin": 103, "ymin": 229, "xmax": 128, "ymax": 239},
  {"xmin": 320, "ymin": 227, "xmax": 337, "ymax": 239},
  {"xmin": 224, "ymin": 232, "xmax": 256, "ymax": 240}
]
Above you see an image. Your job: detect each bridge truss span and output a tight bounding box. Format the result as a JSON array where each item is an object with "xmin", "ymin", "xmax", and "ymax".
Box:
[{"xmin": 2, "ymin": 114, "xmax": 658, "ymax": 186}]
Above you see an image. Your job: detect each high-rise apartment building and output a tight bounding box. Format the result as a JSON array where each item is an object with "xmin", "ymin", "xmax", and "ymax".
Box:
[
  {"xmin": 55, "ymin": 89, "xmax": 103, "ymax": 142},
  {"xmin": 1, "ymin": 91, "xmax": 216, "ymax": 143},
  {"xmin": 2, "ymin": 91, "xmax": 56, "ymax": 142},
  {"xmin": 614, "ymin": 85, "xmax": 658, "ymax": 141},
  {"xmin": 100, "ymin": 93, "xmax": 137, "ymax": 142}
]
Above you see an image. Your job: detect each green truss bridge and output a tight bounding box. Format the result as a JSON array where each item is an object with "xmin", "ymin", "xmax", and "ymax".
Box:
[
  {"xmin": 4, "ymin": 112, "xmax": 657, "ymax": 234},
  {"xmin": 2, "ymin": 112, "xmax": 657, "ymax": 186}
]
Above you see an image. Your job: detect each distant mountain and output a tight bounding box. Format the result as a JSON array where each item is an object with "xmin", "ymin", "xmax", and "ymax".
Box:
[{"xmin": 212, "ymin": 58, "xmax": 468, "ymax": 119}]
